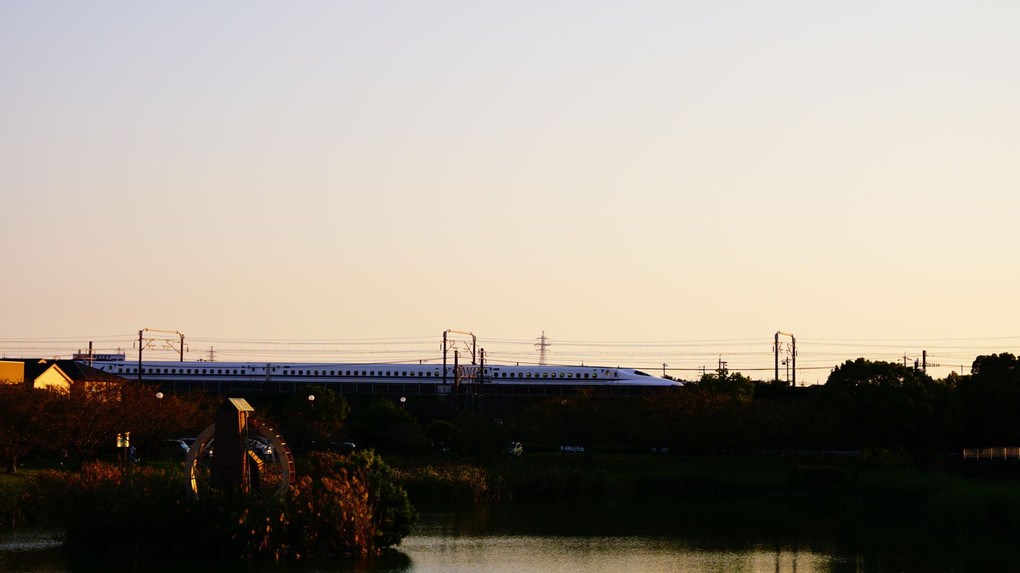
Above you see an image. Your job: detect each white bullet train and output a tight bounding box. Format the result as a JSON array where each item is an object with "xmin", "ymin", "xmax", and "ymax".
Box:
[{"xmin": 83, "ymin": 358, "xmax": 682, "ymax": 395}]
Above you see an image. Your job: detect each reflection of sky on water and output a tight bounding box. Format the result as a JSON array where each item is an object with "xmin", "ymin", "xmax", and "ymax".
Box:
[
  {"xmin": 0, "ymin": 529, "xmax": 63, "ymax": 552},
  {"xmin": 399, "ymin": 508, "xmax": 844, "ymax": 573},
  {"xmin": 399, "ymin": 533, "xmax": 836, "ymax": 573},
  {"xmin": 0, "ymin": 529, "xmax": 67, "ymax": 573}
]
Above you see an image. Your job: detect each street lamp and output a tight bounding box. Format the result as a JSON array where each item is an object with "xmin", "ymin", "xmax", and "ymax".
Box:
[
  {"xmin": 308, "ymin": 394, "xmax": 315, "ymax": 409},
  {"xmin": 153, "ymin": 391, "xmax": 165, "ymax": 459},
  {"xmin": 400, "ymin": 396, "xmax": 406, "ymax": 410}
]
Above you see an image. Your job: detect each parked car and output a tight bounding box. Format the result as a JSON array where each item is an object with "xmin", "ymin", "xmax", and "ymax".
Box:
[
  {"xmin": 157, "ymin": 439, "xmax": 190, "ymax": 459},
  {"xmin": 248, "ymin": 438, "xmax": 273, "ymax": 456}
]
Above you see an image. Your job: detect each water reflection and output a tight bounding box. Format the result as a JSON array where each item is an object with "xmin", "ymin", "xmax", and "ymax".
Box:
[
  {"xmin": 0, "ymin": 529, "xmax": 66, "ymax": 573},
  {"xmin": 399, "ymin": 503, "xmax": 838, "ymax": 573},
  {"xmin": 401, "ymin": 532, "xmax": 832, "ymax": 573},
  {"xmin": 3, "ymin": 499, "xmax": 1016, "ymax": 572}
]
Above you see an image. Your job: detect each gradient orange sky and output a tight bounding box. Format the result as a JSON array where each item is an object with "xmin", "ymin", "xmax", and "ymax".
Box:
[{"xmin": 2, "ymin": 2, "xmax": 1018, "ymax": 382}]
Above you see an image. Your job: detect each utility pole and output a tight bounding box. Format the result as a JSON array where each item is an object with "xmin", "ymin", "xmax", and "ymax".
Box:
[
  {"xmin": 774, "ymin": 331, "xmax": 796, "ymax": 386},
  {"xmin": 477, "ymin": 348, "xmax": 485, "ymax": 401},
  {"xmin": 138, "ymin": 330, "xmax": 143, "ymax": 384}
]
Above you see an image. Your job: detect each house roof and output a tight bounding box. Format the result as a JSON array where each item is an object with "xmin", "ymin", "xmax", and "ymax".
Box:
[{"xmin": 54, "ymin": 360, "xmax": 127, "ymax": 383}]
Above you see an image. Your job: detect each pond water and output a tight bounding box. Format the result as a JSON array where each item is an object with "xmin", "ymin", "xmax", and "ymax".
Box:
[
  {"xmin": 0, "ymin": 499, "xmax": 1013, "ymax": 572},
  {"xmin": 400, "ymin": 511, "xmax": 833, "ymax": 572}
]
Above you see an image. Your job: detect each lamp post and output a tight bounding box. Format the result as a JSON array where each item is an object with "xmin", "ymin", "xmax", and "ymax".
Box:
[
  {"xmin": 153, "ymin": 391, "xmax": 164, "ymax": 459},
  {"xmin": 400, "ymin": 396, "xmax": 406, "ymax": 410},
  {"xmin": 308, "ymin": 394, "xmax": 315, "ymax": 409}
]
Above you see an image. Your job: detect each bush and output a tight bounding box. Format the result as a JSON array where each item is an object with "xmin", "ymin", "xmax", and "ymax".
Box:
[{"xmin": 28, "ymin": 451, "xmax": 416, "ymax": 561}]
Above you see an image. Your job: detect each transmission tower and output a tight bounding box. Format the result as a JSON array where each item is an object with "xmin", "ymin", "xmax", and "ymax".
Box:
[{"xmin": 535, "ymin": 331, "xmax": 550, "ymax": 366}]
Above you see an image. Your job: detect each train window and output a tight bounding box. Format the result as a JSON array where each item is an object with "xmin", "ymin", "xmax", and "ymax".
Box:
[
  {"xmin": 425, "ymin": 372, "xmax": 431, "ymax": 377},
  {"xmin": 202, "ymin": 369, "xmax": 208, "ymax": 374},
  {"xmin": 361, "ymin": 371, "xmax": 367, "ymax": 376},
  {"xmin": 592, "ymin": 373, "xmax": 598, "ymax": 379},
  {"xmin": 584, "ymin": 374, "xmax": 589, "ymax": 379},
  {"xmin": 233, "ymin": 370, "xmax": 238, "ymax": 375},
  {"xmin": 526, "ymin": 373, "xmax": 532, "ymax": 378},
  {"xmin": 386, "ymin": 371, "xmax": 391, "ymax": 376},
  {"xmin": 559, "ymin": 373, "xmax": 564, "ymax": 378},
  {"xmin": 567, "ymin": 373, "xmax": 572, "ymax": 378}
]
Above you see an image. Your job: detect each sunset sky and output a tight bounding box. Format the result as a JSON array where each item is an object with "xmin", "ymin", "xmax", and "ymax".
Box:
[{"xmin": 2, "ymin": 2, "xmax": 1018, "ymax": 382}]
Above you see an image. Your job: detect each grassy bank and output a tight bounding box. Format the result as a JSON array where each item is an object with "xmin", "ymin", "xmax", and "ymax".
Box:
[
  {"xmin": 392, "ymin": 452, "xmax": 1020, "ymax": 547},
  {"xmin": 0, "ymin": 470, "xmax": 49, "ymax": 527}
]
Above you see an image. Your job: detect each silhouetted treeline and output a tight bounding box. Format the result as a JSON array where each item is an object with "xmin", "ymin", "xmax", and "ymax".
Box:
[
  {"xmin": 6, "ymin": 354, "xmax": 1020, "ymax": 473},
  {"xmin": 508, "ymin": 354, "xmax": 1020, "ymax": 456}
]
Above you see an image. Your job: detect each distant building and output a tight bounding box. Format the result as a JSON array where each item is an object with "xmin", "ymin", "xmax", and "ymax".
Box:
[
  {"xmin": 0, "ymin": 360, "xmax": 25, "ymax": 385},
  {"xmin": 0, "ymin": 359, "xmax": 72, "ymax": 390},
  {"xmin": 0, "ymin": 358, "xmax": 126, "ymax": 391}
]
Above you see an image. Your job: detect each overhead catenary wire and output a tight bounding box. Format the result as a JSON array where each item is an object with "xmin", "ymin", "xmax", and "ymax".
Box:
[{"xmin": 2, "ymin": 332, "xmax": 1016, "ymax": 383}]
